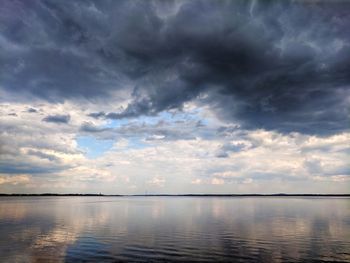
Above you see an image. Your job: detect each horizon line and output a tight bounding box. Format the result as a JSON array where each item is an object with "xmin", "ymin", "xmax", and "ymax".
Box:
[{"xmin": 1, "ymin": 193, "xmax": 349, "ymax": 197}]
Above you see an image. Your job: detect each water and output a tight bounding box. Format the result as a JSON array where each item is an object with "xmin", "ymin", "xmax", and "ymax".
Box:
[{"xmin": 0, "ymin": 197, "xmax": 349, "ymax": 262}]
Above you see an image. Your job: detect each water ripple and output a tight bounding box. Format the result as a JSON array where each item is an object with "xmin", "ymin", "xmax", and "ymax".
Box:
[{"xmin": 0, "ymin": 197, "xmax": 349, "ymax": 262}]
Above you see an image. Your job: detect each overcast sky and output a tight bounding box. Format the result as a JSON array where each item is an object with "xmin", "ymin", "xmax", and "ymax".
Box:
[{"xmin": 0, "ymin": 0, "xmax": 349, "ymax": 194}]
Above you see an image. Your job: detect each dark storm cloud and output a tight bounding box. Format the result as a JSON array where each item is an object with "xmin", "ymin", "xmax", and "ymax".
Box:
[
  {"xmin": 42, "ymin": 114, "xmax": 70, "ymax": 124},
  {"xmin": 1, "ymin": 0, "xmax": 349, "ymax": 135}
]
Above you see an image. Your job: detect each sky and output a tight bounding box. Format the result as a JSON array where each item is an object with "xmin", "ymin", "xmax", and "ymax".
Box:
[{"xmin": 0, "ymin": 0, "xmax": 349, "ymax": 194}]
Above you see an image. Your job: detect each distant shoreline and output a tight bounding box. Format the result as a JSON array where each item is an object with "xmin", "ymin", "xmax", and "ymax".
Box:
[{"xmin": 0, "ymin": 193, "xmax": 349, "ymax": 197}]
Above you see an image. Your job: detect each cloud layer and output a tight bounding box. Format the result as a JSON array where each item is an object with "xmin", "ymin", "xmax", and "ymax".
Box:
[
  {"xmin": 1, "ymin": 0, "xmax": 349, "ymax": 134},
  {"xmin": 0, "ymin": 0, "xmax": 349, "ymax": 193}
]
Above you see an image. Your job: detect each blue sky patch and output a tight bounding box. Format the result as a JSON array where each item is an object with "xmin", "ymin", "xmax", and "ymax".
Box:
[{"xmin": 76, "ymin": 136, "xmax": 114, "ymax": 159}]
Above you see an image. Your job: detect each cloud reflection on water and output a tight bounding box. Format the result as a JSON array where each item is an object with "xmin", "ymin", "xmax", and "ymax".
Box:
[{"xmin": 0, "ymin": 197, "xmax": 349, "ymax": 262}]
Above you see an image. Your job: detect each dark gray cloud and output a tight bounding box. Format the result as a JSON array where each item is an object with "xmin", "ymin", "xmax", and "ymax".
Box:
[
  {"xmin": 88, "ymin": 112, "xmax": 107, "ymax": 119},
  {"xmin": 215, "ymin": 151, "xmax": 229, "ymax": 159},
  {"xmin": 304, "ymin": 158, "xmax": 350, "ymax": 177},
  {"xmin": 42, "ymin": 114, "xmax": 70, "ymax": 124},
  {"xmin": 0, "ymin": 159, "xmax": 67, "ymax": 175},
  {"xmin": 215, "ymin": 142, "xmax": 250, "ymax": 158},
  {"xmin": 27, "ymin": 108, "xmax": 37, "ymax": 113},
  {"xmin": 27, "ymin": 149, "xmax": 59, "ymax": 162},
  {"xmin": 0, "ymin": 154, "xmax": 68, "ymax": 180},
  {"xmin": 80, "ymin": 122, "xmax": 111, "ymax": 133},
  {"xmin": 1, "ymin": 0, "xmax": 349, "ymax": 135}
]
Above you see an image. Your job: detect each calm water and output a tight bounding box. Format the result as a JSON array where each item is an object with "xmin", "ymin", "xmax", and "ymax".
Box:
[{"xmin": 0, "ymin": 197, "xmax": 349, "ymax": 262}]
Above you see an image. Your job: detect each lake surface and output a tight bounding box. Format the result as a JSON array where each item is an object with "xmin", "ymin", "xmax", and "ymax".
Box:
[{"xmin": 0, "ymin": 197, "xmax": 349, "ymax": 262}]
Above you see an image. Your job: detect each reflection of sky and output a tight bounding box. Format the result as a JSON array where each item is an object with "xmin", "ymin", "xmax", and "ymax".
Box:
[{"xmin": 0, "ymin": 197, "xmax": 349, "ymax": 262}]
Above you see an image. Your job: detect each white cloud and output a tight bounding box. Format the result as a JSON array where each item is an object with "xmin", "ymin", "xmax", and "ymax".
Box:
[
  {"xmin": 147, "ymin": 177, "xmax": 166, "ymax": 187},
  {"xmin": 211, "ymin": 178, "xmax": 225, "ymax": 185},
  {"xmin": 0, "ymin": 101, "xmax": 349, "ymax": 194},
  {"xmin": 0, "ymin": 175, "xmax": 30, "ymax": 185}
]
